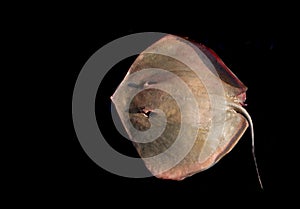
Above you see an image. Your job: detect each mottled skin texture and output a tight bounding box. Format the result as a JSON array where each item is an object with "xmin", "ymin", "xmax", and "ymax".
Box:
[
  {"xmin": 112, "ymin": 35, "xmax": 249, "ymax": 180},
  {"xmin": 128, "ymin": 53, "xmax": 247, "ymax": 180}
]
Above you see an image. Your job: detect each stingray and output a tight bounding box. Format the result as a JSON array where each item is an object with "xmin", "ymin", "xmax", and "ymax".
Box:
[{"xmin": 111, "ymin": 34, "xmax": 263, "ymax": 188}]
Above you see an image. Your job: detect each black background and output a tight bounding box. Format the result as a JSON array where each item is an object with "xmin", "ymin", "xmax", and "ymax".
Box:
[
  {"xmin": 29, "ymin": 7, "xmax": 293, "ymax": 200},
  {"xmin": 5, "ymin": 3, "xmax": 297, "ymax": 206},
  {"xmin": 66, "ymin": 28, "xmax": 283, "ymax": 195}
]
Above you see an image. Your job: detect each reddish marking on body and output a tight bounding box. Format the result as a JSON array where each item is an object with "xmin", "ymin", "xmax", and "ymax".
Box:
[
  {"xmin": 200, "ymin": 44, "xmax": 246, "ymax": 90},
  {"xmin": 237, "ymin": 92, "xmax": 247, "ymax": 106}
]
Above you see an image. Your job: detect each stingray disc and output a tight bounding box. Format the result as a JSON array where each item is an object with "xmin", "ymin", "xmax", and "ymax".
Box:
[{"xmin": 111, "ymin": 34, "xmax": 253, "ymax": 181}]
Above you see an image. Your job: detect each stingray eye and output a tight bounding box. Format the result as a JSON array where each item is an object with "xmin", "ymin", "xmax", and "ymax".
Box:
[
  {"xmin": 111, "ymin": 34, "xmax": 262, "ymax": 188},
  {"xmin": 137, "ymin": 107, "xmax": 152, "ymax": 118},
  {"xmin": 144, "ymin": 81, "xmax": 157, "ymax": 87},
  {"xmin": 142, "ymin": 110, "xmax": 152, "ymax": 118}
]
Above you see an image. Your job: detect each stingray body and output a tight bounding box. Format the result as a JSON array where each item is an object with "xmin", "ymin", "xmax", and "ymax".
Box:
[{"xmin": 111, "ymin": 34, "xmax": 261, "ymax": 187}]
